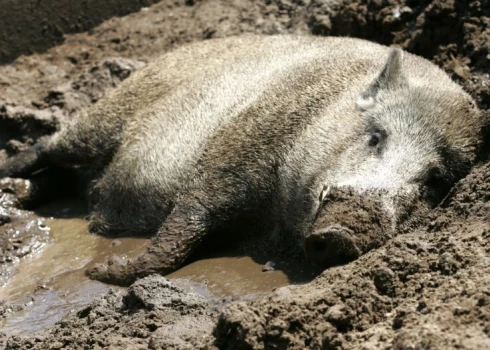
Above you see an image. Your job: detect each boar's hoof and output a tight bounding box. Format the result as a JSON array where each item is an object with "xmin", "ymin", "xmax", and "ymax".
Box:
[
  {"xmin": 86, "ymin": 252, "xmax": 165, "ymax": 286},
  {"xmin": 305, "ymin": 225, "xmax": 362, "ymax": 269}
]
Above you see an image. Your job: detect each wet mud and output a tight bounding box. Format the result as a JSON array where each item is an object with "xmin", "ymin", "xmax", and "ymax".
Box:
[
  {"xmin": 0, "ymin": 197, "xmax": 309, "ymax": 339},
  {"xmin": 0, "ymin": 199, "xmax": 148, "ymax": 336},
  {"xmin": 0, "ymin": 0, "xmax": 490, "ymax": 349},
  {"xmin": 168, "ymin": 255, "xmax": 313, "ymax": 301},
  {"xmin": 0, "ymin": 178, "xmax": 51, "ymax": 288},
  {"xmin": 6, "ymin": 274, "xmax": 217, "ymax": 350}
]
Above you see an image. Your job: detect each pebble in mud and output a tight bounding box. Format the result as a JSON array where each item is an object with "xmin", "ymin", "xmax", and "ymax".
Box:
[
  {"xmin": 261, "ymin": 261, "xmax": 276, "ymax": 272},
  {"xmin": 372, "ymin": 267, "xmax": 397, "ymax": 297},
  {"xmin": 437, "ymin": 252, "xmax": 460, "ymax": 276}
]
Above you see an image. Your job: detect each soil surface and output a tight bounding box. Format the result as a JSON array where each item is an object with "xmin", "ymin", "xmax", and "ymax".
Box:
[{"xmin": 0, "ymin": 0, "xmax": 490, "ymax": 349}]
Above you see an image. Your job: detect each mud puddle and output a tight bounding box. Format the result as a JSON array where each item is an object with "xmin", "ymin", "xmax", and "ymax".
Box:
[
  {"xmin": 0, "ymin": 199, "xmax": 149, "ymax": 336},
  {"xmin": 0, "ymin": 199, "xmax": 314, "ymax": 336},
  {"xmin": 168, "ymin": 254, "xmax": 314, "ymax": 302}
]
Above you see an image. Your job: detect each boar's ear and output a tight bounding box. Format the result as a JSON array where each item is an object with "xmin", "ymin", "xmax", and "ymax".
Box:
[{"xmin": 357, "ymin": 48, "xmax": 408, "ymax": 110}]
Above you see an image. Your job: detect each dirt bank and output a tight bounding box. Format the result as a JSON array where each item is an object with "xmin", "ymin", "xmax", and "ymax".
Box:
[
  {"xmin": 0, "ymin": 0, "xmax": 163, "ymax": 65},
  {"xmin": 0, "ymin": 0, "xmax": 489, "ymax": 349}
]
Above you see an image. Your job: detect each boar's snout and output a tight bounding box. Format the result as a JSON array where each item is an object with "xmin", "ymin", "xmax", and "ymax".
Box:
[{"xmin": 305, "ymin": 225, "xmax": 362, "ymax": 268}]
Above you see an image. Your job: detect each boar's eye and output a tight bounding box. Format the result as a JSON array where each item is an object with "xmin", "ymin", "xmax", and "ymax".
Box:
[
  {"xmin": 366, "ymin": 123, "xmax": 387, "ymax": 151},
  {"xmin": 368, "ymin": 132, "xmax": 383, "ymax": 147}
]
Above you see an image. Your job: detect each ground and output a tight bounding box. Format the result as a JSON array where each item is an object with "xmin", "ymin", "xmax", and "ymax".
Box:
[{"xmin": 0, "ymin": 0, "xmax": 489, "ymax": 349}]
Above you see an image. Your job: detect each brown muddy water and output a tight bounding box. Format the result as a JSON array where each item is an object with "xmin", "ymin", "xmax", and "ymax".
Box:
[{"xmin": 0, "ymin": 199, "xmax": 314, "ymax": 336}]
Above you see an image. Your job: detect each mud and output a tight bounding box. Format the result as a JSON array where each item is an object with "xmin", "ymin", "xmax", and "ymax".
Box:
[
  {"xmin": 0, "ymin": 198, "xmax": 148, "ymax": 336},
  {"xmin": 0, "ymin": 0, "xmax": 165, "ymax": 65},
  {"xmin": 0, "ymin": 178, "xmax": 51, "ymax": 287},
  {"xmin": 168, "ymin": 255, "xmax": 313, "ymax": 301},
  {"xmin": 5, "ymin": 275, "xmax": 217, "ymax": 350},
  {"xmin": 0, "ymin": 197, "xmax": 306, "ymax": 339},
  {"xmin": 0, "ymin": 0, "xmax": 490, "ymax": 349}
]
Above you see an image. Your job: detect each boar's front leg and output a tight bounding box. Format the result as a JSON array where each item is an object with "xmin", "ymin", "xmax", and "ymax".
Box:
[{"xmin": 86, "ymin": 198, "xmax": 213, "ymax": 286}]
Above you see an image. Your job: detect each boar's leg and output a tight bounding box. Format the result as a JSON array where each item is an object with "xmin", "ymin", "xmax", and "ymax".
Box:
[
  {"xmin": 0, "ymin": 139, "xmax": 51, "ymax": 179},
  {"xmin": 86, "ymin": 198, "xmax": 215, "ymax": 286},
  {"xmin": 87, "ymin": 168, "xmax": 268, "ymax": 286}
]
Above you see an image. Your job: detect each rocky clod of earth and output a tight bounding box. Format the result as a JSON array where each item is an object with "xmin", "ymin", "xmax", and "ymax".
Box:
[{"xmin": 0, "ymin": 0, "xmax": 490, "ymax": 349}]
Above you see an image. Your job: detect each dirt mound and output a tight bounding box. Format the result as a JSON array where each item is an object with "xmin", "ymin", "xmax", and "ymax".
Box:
[{"xmin": 0, "ymin": 0, "xmax": 489, "ymax": 349}]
